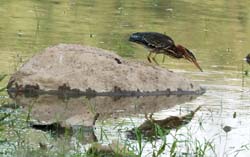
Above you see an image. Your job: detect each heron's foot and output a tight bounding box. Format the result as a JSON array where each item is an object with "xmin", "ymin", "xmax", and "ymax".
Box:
[
  {"xmin": 151, "ymin": 53, "xmax": 159, "ymax": 65},
  {"xmin": 152, "ymin": 57, "xmax": 159, "ymax": 65},
  {"xmin": 147, "ymin": 56, "xmax": 152, "ymax": 63},
  {"xmin": 92, "ymin": 113, "xmax": 100, "ymax": 125},
  {"xmin": 147, "ymin": 51, "xmax": 153, "ymax": 63}
]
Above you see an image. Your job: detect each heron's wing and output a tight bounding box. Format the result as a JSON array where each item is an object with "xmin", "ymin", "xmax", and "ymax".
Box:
[
  {"xmin": 161, "ymin": 46, "xmax": 183, "ymax": 58},
  {"xmin": 143, "ymin": 33, "xmax": 175, "ymax": 48}
]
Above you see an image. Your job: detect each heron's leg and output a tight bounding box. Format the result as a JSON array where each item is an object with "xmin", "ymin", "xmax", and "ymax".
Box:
[
  {"xmin": 162, "ymin": 54, "xmax": 166, "ymax": 63},
  {"xmin": 152, "ymin": 53, "xmax": 159, "ymax": 65},
  {"xmin": 147, "ymin": 52, "xmax": 152, "ymax": 63},
  {"xmin": 145, "ymin": 113, "xmax": 154, "ymax": 121},
  {"xmin": 162, "ymin": 46, "xmax": 171, "ymax": 63},
  {"xmin": 149, "ymin": 113, "xmax": 153, "ymax": 121},
  {"xmin": 92, "ymin": 113, "xmax": 100, "ymax": 125}
]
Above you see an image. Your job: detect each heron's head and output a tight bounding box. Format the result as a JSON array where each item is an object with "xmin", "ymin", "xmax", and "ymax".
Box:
[{"xmin": 176, "ymin": 45, "xmax": 203, "ymax": 72}]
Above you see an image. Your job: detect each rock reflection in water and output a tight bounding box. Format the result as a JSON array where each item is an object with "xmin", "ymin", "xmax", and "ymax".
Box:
[
  {"xmin": 13, "ymin": 94, "xmax": 197, "ymax": 128},
  {"xmin": 9, "ymin": 93, "xmax": 199, "ymax": 150},
  {"xmin": 10, "ymin": 94, "xmax": 198, "ymax": 145}
]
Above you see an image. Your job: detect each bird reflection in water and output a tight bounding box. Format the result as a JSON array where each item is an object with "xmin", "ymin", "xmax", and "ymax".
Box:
[{"xmin": 126, "ymin": 106, "xmax": 201, "ymax": 140}]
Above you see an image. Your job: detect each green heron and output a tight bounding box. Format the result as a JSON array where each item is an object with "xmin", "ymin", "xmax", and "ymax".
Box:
[{"xmin": 129, "ymin": 32, "xmax": 203, "ymax": 72}]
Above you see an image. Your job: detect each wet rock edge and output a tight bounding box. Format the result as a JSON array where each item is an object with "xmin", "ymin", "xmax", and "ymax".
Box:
[{"xmin": 7, "ymin": 83, "xmax": 206, "ymax": 98}]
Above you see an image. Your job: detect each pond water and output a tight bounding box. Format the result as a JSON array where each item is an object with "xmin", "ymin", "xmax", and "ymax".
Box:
[{"xmin": 1, "ymin": 0, "xmax": 250, "ymax": 157}]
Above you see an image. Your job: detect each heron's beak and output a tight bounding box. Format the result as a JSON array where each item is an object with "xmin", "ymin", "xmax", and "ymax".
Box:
[
  {"xmin": 191, "ymin": 59, "xmax": 203, "ymax": 72},
  {"xmin": 184, "ymin": 49, "xmax": 203, "ymax": 72}
]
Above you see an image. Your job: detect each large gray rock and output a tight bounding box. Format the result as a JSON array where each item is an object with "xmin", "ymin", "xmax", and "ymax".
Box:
[{"xmin": 7, "ymin": 44, "xmax": 204, "ymax": 96}]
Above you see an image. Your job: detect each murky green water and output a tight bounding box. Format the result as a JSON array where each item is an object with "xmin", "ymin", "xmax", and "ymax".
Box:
[{"xmin": 1, "ymin": 0, "xmax": 250, "ymax": 156}]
